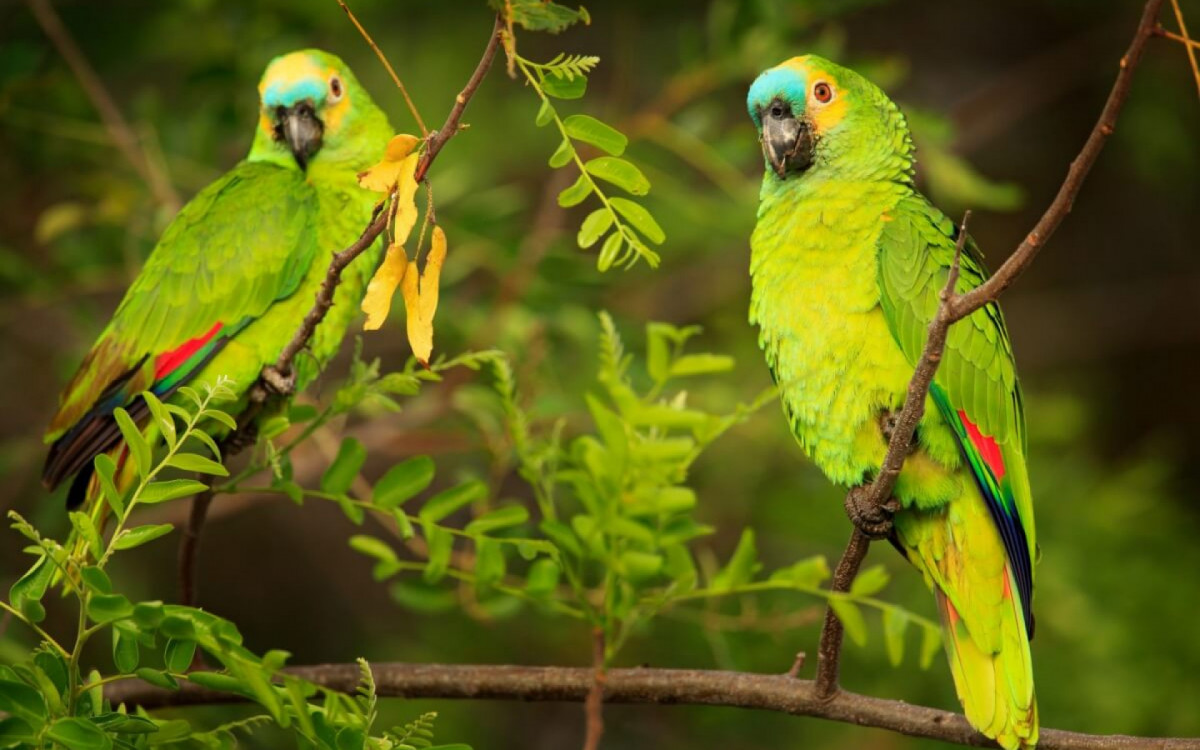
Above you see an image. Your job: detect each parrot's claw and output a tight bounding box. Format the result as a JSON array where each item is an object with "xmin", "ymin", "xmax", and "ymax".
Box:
[
  {"xmin": 260, "ymin": 365, "xmax": 295, "ymax": 396},
  {"xmin": 844, "ymin": 486, "xmax": 900, "ymax": 540},
  {"xmin": 224, "ymin": 421, "xmax": 259, "ymax": 454}
]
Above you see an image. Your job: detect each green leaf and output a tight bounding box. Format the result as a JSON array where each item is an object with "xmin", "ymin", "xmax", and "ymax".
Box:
[
  {"xmin": 113, "ymin": 523, "xmax": 174, "ymax": 550},
  {"xmin": 882, "ymin": 608, "xmax": 909, "ymax": 667},
  {"xmin": 585, "ymin": 157, "xmax": 649, "ymax": 195},
  {"xmin": 389, "ymin": 580, "xmax": 457, "ymax": 613},
  {"xmin": 535, "ymin": 99, "xmax": 554, "ymax": 127},
  {"xmin": 9, "ymin": 555, "xmax": 53, "ymax": 621},
  {"xmin": 142, "ymin": 391, "xmax": 176, "ymax": 449},
  {"xmin": 919, "ymin": 623, "xmax": 942, "ymax": 669},
  {"xmin": 668, "ymin": 353, "xmax": 735, "ymax": 378},
  {"xmin": 525, "ymin": 558, "xmax": 561, "ymax": 597},
  {"xmin": 132, "ymin": 601, "xmax": 164, "ymax": 630},
  {"xmin": 419, "ymin": 481, "xmax": 487, "ymax": 524},
  {"xmin": 501, "ymin": 0, "xmax": 590, "ymax": 32},
  {"xmin": 609, "ymin": 197, "xmax": 665, "ymax": 244},
  {"xmin": 548, "ymin": 139, "xmax": 573, "ymax": 168},
  {"xmin": 0, "ymin": 679, "xmax": 46, "ymax": 722},
  {"xmin": 113, "ymin": 407, "xmax": 150, "ymax": 479},
  {"xmin": 69, "ymin": 511, "xmax": 104, "ymax": 561},
  {"xmin": 79, "ymin": 566, "xmax": 113, "ymax": 595},
  {"xmin": 849, "ymin": 564, "xmax": 890, "ymax": 597},
  {"xmin": 135, "ymin": 668, "xmax": 178, "ymax": 691},
  {"xmin": 542, "ymin": 74, "xmax": 586, "ymax": 99},
  {"xmin": 540, "ymin": 520, "xmax": 583, "ymax": 559},
  {"xmin": 349, "ymin": 535, "xmax": 398, "ymax": 564},
  {"xmin": 139, "ymin": 479, "xmax": 208, "ymax": 505},
  {"xmin": 422, "ymin": 522, "xmax": 453, "ymax": 584},
  {"xmin": 564, "ymin": 114, "xmax": 627, "ymax": 156},
  {"xmin": 93, "ymin": 454, "xmax": 125, "ymax": 516},
  {"xmin": 373, "ymin": 456, "xmax": 435, "ymax": 509},
  {"xmin": 577, "ymin": 208, "xmax": 613, "ymax": 249},
  {"xmin": 321, "ymin": 437, "xmax": 366, "ymax": 496},
  {"xmin": 829, "ymin": 595, "xmax": 868, "ymax": 647},
  {"xmin": 334, "ymin": 494, "xmax": 365, "ymax": 525},
  {"xmin": 596, "ymin": 231, "xmax": 622, "ymax": 272},
  {"xmin": 88, "ymin": 593, "xmax": 134, "ymax": 624},
  {"xmin": 473, "ymin": 537, "xmax": 505, "ymax": 589},
  {"xmin": 205, "ymin": 408, "xmax": 238, "ymax": 431},
  {"xmin": 0, "ymin": 717, "xmax": 35, "ymax": 745},
  {"xmin": 46, "ymin": 718, "xmax": 111, "ymax": 750},
  {"xmin": 768, "ymin": 556, "xmax": 830, "ymax": 588},
  {"xmin": 112, "ymin": 629, "xmax": 139, "ymax": 673},
  {"xmin": 710, "ymin": 529, "xmax": 760, "ymax": 591},
  {"xmin": 618, "ymin": 551, "xmax": 664, "ymax": 580},
  {"xmin": 164, "ymin": 639, "xmax": 197, "ymax": 674},
  {"xmin": 557, "ymin": 174, "xmax": 592, "ymax": 207},
  {"xmin": 165, "ymin": 453, "xmax": 229, "ymax": 476},
  {"xmin": 464, "ymin": 505, "xmax": 529, "ymax": 535},
  {"xmin": 186, "ymin": 672, "xmax": 248, "ymax": 694}
]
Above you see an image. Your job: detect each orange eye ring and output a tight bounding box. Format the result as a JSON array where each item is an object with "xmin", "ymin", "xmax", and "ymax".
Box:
[{"xmin": 813, "ymin": 81, "xmax": 833, "ymax": 104}]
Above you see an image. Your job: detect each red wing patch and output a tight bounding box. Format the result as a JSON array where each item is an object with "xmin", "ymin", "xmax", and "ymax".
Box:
[
  {"xmin": 958, "ymin": 409, "xmax": 1006, "ymax": 480},
  {"xmin": 154, "ymin": 322, "xmax": 223, "ymax": 380}
]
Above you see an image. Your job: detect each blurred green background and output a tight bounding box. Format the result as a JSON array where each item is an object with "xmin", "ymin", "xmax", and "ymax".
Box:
[{"xmin": 2, "ymin": 0, "xmax": 1199, "ymax": 747}]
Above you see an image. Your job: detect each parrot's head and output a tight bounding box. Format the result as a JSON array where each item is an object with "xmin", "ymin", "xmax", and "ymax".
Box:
[
  {"xmin": 747, "ymin": 55, "xmax": 913, "ymax": 183},
  {"xmin": 253, "ymin": 49, "xmax": 390, "ymax": 172}
]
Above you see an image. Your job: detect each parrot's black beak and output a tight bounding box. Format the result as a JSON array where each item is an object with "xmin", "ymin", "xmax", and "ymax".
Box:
[
  {"xmin": 274, "ymin": 102, "xmax": 324, "ymax": 169},
  {"xmin": 761, "ymin": 100, "xmax": 813, "ymax": 179}
]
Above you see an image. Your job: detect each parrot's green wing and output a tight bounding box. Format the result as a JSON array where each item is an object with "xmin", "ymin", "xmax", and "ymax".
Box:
[
  {"xmin": 44, "ymin": 160, "xmax": 318, "ymax": 491},
  {"xmin": 876, "ymin": 194, "xmax": 1035, "ymax": 632}
]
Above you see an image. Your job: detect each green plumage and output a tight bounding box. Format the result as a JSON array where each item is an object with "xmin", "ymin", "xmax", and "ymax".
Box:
[
  {"xmin": 44, "ymin": 49, "xmax": 392, "ymax": 504},
  {"xmin": 747, "ymin": 56, "xmax": 1037, "ymax": 748}
]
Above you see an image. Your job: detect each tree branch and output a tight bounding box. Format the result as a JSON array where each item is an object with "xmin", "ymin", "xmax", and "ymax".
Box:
[
  {"xmin": 25, "ymin": 0, "xmax": 182, "ymax": 213},
  {"xmin": 105, "ymin": 662, "xmax": 1200, "ymax": 750},
  {"xmin": 815, "ymin": 0, "xmax": 1165, "ymax": 696}
]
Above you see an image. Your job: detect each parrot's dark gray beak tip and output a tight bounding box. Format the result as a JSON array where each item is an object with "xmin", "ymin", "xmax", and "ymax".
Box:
[
  {"xmin": 274, "ymin": 102, "xmax": 324, "ymax": 170},
  {"xmin": 760, "ymin": 101, "xmax": 813, "ymax": 180}
]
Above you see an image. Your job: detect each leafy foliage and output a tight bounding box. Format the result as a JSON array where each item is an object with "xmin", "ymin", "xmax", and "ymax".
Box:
[{"xmin": 0, "ymin": 380, "xmax": 470, "ymax": 750}]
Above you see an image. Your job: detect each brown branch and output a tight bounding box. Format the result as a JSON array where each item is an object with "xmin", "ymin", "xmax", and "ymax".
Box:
[
  {"xmin": 583, "ymin": 627, "xmax": 606, "ymax": 750},
  {"xmin": 269, "ymin": 12, "xmax": 504, "ymax": 383},
  {"xmin": 816, "ymin": 0, "xmax": 1165, "ymax": 698},
  {"xmin": 24, "ymin": 0, "xmax": 182, "ymax": 213},
  {"xmin": 1166, "ymin": 0, "xmax": 1200, "ymax": 99},
  {"xmin": 105, "ymin": 662, "xmax": 1200, "ymax": 750},
  {"xmin": 336, "ymin": 0, "xmax": 428, "ymax": 136}
]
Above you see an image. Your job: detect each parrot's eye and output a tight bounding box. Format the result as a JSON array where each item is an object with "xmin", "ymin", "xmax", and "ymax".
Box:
[
  {"xmin": 813, "ymin": 82, "xmax": 833, "ymax": 104},
  {"xmin": 329, "ymin": 75, "xmax": 344, "ymax": 102}
]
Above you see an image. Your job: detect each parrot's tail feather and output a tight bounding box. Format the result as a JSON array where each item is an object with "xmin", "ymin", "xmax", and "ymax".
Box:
[{"xmin": 936, "ymin": 566, "xmax": 1038, "ymax": 750}]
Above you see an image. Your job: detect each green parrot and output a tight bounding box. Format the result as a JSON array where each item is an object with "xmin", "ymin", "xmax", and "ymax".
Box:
[
  {"xmin": 43, "ymin": 49, "xmax": 392, "ymax": 508},
  {"xmin": 746, "ymin": 56, "xmax": 1037, "ymax": 748}
]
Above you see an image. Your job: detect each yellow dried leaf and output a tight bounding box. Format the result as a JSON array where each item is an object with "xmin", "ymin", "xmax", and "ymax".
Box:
[
  {"xmin": 401, "ymin": 225, "xmax": 448, "ymax": 365},
  {"xmin": 357, "ymin": 134, "xmax": 420, "ymax": 193},
  {"xmin": 360, "ymin": 242, "xmax": 409, "ymax": 331}
]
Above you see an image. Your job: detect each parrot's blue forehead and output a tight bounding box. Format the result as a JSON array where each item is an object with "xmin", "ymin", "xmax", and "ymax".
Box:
[
  {"xmin": 262, "ymin": 78, "xmax": 326, "ymax": 109},
  {"xmin": 747, "ymin": 67, "xmax": 807, "ymax": 125}
]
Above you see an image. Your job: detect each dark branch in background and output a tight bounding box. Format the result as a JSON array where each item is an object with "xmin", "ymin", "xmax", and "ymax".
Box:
[
  {"xmin": 814, "ymin": 0, "xmax": 1165, "ymax": 698},
  {"xmin": 106, "ymin": 662, "xmax": 1200, "ymax": 750},
  {"xmin": 176, "ymin": 13, "xmax": 505, "ymax": 605},
  {"xmin": 583, "ymin": 628, "xmax": 606, "ymax": 750},
  {"xmin": 25, "ymin": 0, "xmax": 182, "ymax": 213}
]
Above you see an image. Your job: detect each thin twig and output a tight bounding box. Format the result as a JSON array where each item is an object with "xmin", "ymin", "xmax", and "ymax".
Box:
[
  {"xmin": 24, "ymin": 0, "xmax": 181, "ymax": 213},
  {"xmin": 106, "ymin": 662, "xmax": 1200, "ymax": 750},
  {"xmin": 583, "ymin": 627, "xmax": 606, "ymax": 750},
  {"xmin": 335, "ymin": 0, "xmax": 428, "ymax": 136},
  {"xmin": 1167, "ymin": 0, "xmax": 1200, "ymax": 98},
  {"xmin": 270, "ymin": 13, "xmax": 504, "ymax": 382},
  {"xmin": 815, "ymin": 0, "xmax": 1165, "ymax": 698}
]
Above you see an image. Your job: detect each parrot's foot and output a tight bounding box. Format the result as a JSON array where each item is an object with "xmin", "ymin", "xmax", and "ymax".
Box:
[
  {"xmin": 878, "ymin": 410, "xmax": 916, "ymax": 453},
  {"xmin": 844, "ymin": 486, "xmax": 900, "ymax": 540},
  {"xmin": 260, "ymin": 365, "xmax": 295, "ymax": 397},
  {"xmin": 224, "ymin": 421, "xmax": 259, "ymax": 454}
]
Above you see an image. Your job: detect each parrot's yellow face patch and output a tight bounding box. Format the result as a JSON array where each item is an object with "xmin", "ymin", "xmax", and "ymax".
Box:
[
  {"xmin": 257, "ymin": 53, "xmax": 352, "ymax": 140},
  {"xmin": 779, "ymin": 56, "xmax": 849, "ymax": 134}
]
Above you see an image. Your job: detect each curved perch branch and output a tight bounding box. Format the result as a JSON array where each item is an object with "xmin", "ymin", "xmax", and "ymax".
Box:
[
  {"xmin": 106, "ymin": 662, "xmax": 1200, "ymax": 750},
  {"xmin": 814, "ymin": 0, "xmax": 1166, "ymax": 696}
]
